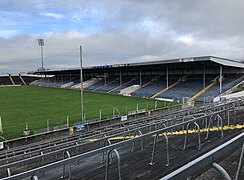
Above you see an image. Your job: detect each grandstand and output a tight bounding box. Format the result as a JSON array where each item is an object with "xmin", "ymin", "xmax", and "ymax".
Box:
[
  {"xmin": 34, "ymin": 56, "xmax": 244, "ymax": 103},
  {"xmin": 1, "ymin": 56, "xmax": 243, "ymax": 103},
  {"xmin": 0, "ymin": 74, "xmax": 41, "ymax": 86}
]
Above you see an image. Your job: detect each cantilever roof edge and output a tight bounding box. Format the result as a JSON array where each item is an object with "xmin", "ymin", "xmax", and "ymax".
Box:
[
  {"xmin": 35, "ymin": 56, "xmax": 244, "ymax": 73},
  {"xmin": 210, "ymin": 56, "xmax": 244, "ymax": 68}
]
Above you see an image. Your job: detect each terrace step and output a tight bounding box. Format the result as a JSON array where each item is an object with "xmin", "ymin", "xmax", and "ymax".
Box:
[
  {"xmin": 190, "ymin": 76, "xmax": 221, "ymax": 101},
  {"xmin": 150, "ymin": 78, "xmax": 181, "ymax": 99},
  {"xmin": 93, "ymin": 77, "xmax": 119, "ymax": 91},
  {"xmin": 129, "ymin": 76, "xmax": 160, "ymax": 95},
  {"xmin": 108, "ymin": 77, "xmax": 137, "ymax": 93}
]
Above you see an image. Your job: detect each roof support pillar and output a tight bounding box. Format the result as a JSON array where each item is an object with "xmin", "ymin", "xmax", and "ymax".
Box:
[
  {"xmin": 120, "ymin": 70, "xmax": 122, "ymax": 86},
  {"xmin": 139, "ymin": 68, "xmax": 142, "ymax": 86},
  {"xmin": 166, "ymin": 67, "xmax": 169, "ymax": 89},
  {"xmin": 220, "ymin": 65, "xmax": 223, "ymax": 93},
  {"xmin": 203, "ymin": 65, "xmax": 206, "ymax": 89}
]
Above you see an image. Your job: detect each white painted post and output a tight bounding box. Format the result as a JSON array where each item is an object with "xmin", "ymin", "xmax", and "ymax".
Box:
[
  {"xmin": 47, "ymin": 120, "xmax": 49, "ymax": 131},
  {"xmin": 0, "ymin": 117, "xmax": 3, "ymax": 134},
  {"xmin": 220, "ymin": 65, "xmax": 223, "ymax": 93},
  {"xmin": 66, "ymin": 116, "xmax": 69, "ymax": 127},
  {"xmin": 100, "ymin": 110, "xmax": 102, "ymax": 120},
  {"xmin": 155, "ymin": 101, "xmax": 157, "ymax": 110}
]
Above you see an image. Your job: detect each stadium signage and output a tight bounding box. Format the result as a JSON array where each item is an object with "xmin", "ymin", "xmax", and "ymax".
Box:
[
  {"xmin": 179, "ymin": 58, "xmax": 194, "ymax": 62},
  {"xmin": 93, "ymin": 64, "xmax": 130, "ymax": 69},
  {"xmin": 121, "ymin": 116, "xmax": 128, "ymax": 121},
  {"xmin": 74, "ymin": 124, "xmax": 85, "ymax": 131}
]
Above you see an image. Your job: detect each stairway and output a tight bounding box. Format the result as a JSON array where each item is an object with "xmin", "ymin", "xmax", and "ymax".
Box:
[{"xmin": 9, "ymin": 74, "xmax": 15, "ymax": 85}]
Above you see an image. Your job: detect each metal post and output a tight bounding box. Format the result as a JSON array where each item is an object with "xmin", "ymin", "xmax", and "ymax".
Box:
[
  {"xmin": 41, "ymin": 46, "xmax": 44, "ymax": 70},
  {"xmin": 47, "ymin": 120, "xmax": 49, "ymax": 131},
  {"xmin": 220, "ymin": 65, "xmax": 223, "ymax": 93},
  {"xmin": 120, "ymin": 70, "xmax": 122, "ymax": 86},
  {"xmin": 38, "ymin": 39, "xmax": 44, "ymax": 70},
  {"xmin": 99, "ymin": 110, "xmax": 102, "ymax": 120},
  {"xmin": 0, "ymin": 117, "xmax": 3, "ymax": 134},
  {"xmin": 235, "ymin": 142, "xmax": 244, "ymax": 180},
  {"xmin": 140, "ymin": 68, "xmax": 142, "ymax": 86},
  {"xmin": 66, "ymin": 116, "xmax": 69, "ymax": 127},
  {"xmin": 30, "ymin": 175, "xmax": 39, "ymax": 180},
  {"xmin": 203, "ymin": 65, "xmax": 206, "ymax": 89},
  {"xmin": 212, "ymin": 162, "xmax": 231, "ymax": 180},
  {"xmin": 80, "ymin": 46, "xmax": 85, "ymax": 124},
  {"xmin": 104, "ymin": 76, "xmax": 107, "ymax": 85},
  {"xmin": 6, "ymin": 168, "xmax": 11, "ymax": 177},
  {"xmin": 166, "ymin": 67, "xmax": 169, "ymax": 89},
  {"xmin": 155, "ymin": 101, "xmax": 157, "ymax": 110},
  {"xmin": 105, "ymin": 149, "xmax": 121, "ymax": 180}
]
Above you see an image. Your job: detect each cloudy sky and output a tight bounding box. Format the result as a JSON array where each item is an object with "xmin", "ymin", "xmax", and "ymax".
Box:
[{"xmin": 0, "ymin": 0, "xmax": 244, "ymax": 73}]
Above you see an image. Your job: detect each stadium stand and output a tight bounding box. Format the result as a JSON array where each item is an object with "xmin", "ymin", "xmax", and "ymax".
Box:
[
  {"xmin": 0, "ymin": 76, "xmax": 13, "ymax": 85},
  {"xmin": 132, "ymin": 76, "xmax": 170, "ymax": 97},
  {"xmin": 96, "ymin": 76, "xmax": 120, "ymax": 92},
  {"xmin": 196, "ymin": 74, "xmax": 244, "ymax": 102},
  {"xmin": 61, "ymin": 82, "xmax": 74, "ymax": 88},
  {"xmin": 119, "ymin": 85, "xmax": 140, "ymax": 95},
  {"xmin": 109, "ymin": 76, "xmax": 139, "ymax": 93},
  {"xmin": 8, "ymin": 74, "xmax": 15, "ymax": 85},
  {"xmin": 156, "ymin": 75, "xmax": 215, "ymax": 101},
  {"xmin": 34, "ymin": 56, "xmax": 244, "ymax": 102},
  {"xmin": 94, "ymin": 77, "xmax": 119, "ymax": 91},
  {"xmin": 85, "ymin": 78, "xmax": 104, "ymax": 90},
  {"xmin": 0, "ymin": 75, "xmax": 41, "ymax": 86},
  {"xmin": 19, "ymin": 75, "xmax": 27, "ymax": 85},
  {"xmin": 11, "ymin": 76, "xmax": 24, "ymax": 85}
]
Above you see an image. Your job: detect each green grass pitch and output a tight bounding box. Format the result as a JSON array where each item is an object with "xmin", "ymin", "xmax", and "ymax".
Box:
[{"xmin": 0, "ymin": 86, "xmax": 171, "ymax": 140}]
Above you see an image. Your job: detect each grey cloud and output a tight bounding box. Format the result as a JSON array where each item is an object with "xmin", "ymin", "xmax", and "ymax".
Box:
[{"xmin": 1, "ymin": 0, "xmax": 244, "ymax": 73}]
